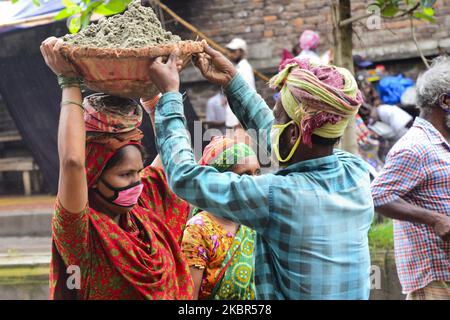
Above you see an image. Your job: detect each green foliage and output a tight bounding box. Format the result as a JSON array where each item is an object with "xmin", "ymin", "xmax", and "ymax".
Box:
[
  {"xmin": 95, "ymin": 0, "xmax": 131, "ymax": 15},
  {"xmin": 373, "ymin": 0, "xmax": 437, "ymax": 22},
  {"xmin": 53, "ymin": 0, "xmax": 82, "ymax": 21},
  {"xmin": 67, "ymin": 14, "xmax": 81, "ymax": 33},
  {"xmin": 55, "ymin": 0, "xmax": 132, "ymax": 33},
  {"xmin": 22, "ymin": 0, "xmax": 132, "ymax": 33},
  {"xmin": 413, "ymin": 7, "xmax": 436, "ymax": 23},
  {"xmin": 368, "ymin": 220, "xmax": 394, "ymax": 251},
  {"xmin": 376, "ymin": 0, "xmax": 401, "ymax": 17}
]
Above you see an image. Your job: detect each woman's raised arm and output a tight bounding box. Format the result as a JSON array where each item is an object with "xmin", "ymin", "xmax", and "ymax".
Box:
[{"xmin": 40, "ymin": 37, "xmax": 87, "ymax": 213}]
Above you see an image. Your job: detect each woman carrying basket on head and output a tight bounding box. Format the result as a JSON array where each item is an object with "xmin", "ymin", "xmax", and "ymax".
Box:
[{"xmin": 41, "ymin": 36, "xmax": 194, "ymax": 300}]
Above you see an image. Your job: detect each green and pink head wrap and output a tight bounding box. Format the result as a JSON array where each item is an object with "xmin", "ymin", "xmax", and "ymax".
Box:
[
  {"xmin": 199, "ymin": 136, "xmax": 255, "ymax": 173},
  {"xmin": 192, "ymin": 136, "xmax": 256, "ymax": 216},
  {"xmin": 270, "ymin": 58, "xmax": 363, "ymax": 146}
]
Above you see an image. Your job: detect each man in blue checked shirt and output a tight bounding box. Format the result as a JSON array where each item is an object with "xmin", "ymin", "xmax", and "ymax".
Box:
[{"xmin": 147, "ymin": 44, "xmax": 374, "ymax": 300}]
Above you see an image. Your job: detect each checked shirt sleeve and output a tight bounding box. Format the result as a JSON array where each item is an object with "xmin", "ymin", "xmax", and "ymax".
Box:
[
  {"xmin": 224, "ymin": 73, "xmax": 274, "ymax": 154},
  {"xmin": 371, "ymin": 147, "xmax": 425, "ymax": 207},
  {"xmin": 155, "ymin": 92, "xmax": 271, "ymax": 234}
]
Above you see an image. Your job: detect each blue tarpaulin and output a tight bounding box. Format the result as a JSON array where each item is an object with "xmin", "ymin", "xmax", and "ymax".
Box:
[
  {"xmin": 378, "ymin": 74, "xmax": 415, "ymax": 105},
  {"xmin": 0, "ymin": 0, "xmax": 65, "ymax": 26}
]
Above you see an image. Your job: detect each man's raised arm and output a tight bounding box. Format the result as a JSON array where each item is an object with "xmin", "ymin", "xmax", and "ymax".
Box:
[{"xmin": 194, "ymin": 44, "xmax": 274, "ymax": 153}]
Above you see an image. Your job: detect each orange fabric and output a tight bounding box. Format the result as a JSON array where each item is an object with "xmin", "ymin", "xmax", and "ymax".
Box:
[
  {"xmin": 181, "ymin": 212, "xmax": 236, "ymax": 299},
  {"xmin": 140, "ymin": 94, "xmax": 161, "ymax": 113}
]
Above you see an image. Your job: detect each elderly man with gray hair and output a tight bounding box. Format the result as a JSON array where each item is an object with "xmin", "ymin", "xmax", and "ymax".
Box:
[{"xmin": 371, "ymin": 56, "xmax": 450, "ymax": 300}]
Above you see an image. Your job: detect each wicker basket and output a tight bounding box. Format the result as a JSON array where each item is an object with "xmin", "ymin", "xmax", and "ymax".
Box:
[{"xmin": 59, "ymin": 40, "xmax": 205, "ymax": 98}]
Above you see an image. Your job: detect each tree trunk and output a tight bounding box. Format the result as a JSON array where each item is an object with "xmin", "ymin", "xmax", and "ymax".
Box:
[{"xmin": 331, "ymin": 0, "xmax": 359, "ymax": 155}]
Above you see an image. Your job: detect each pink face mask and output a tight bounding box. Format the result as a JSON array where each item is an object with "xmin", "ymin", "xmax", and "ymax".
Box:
[{"xmin": 96, "ymin": 178, "xmax": 144, "ymax": 208}]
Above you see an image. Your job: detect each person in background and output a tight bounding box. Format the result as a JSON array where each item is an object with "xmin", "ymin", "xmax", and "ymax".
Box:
[
  {"xmin": 280, "ymin": 44, "xmax": 300, "ymax": 67},
  {"xmin": 370, "ymin": 103, "xmax": 414, "ymax": 141},
  {"xmin": 182, "ymin": 136, "xmax": 260, "ymax": 300},
  {"xmin": 295, "ymin": 30, "xmax": 321, "ymax": 65},
  {"xmin": 292, "ymin": 42, "xmax": 301, "ymax": 57},
  {"xmin": 225, "ymin": 37, "xmax": 256, "ymax": 90},
  {"xmin": 353, "ymin": 54, "xmax": 373, "ymax": 73},
  {"xmin": 371, "ymin": 56, "xmax": 450, "ymax": 300},
  {"xmin": 204, "ymin": 91, "xmax": 228, "ymax": 135},
  {"xmin": 225, "ymin": 38, "xmax": 256, "ymax": 140},
  {"xmin": 355, "ymin": 114, "xmax": 384, "ymax": 173}
]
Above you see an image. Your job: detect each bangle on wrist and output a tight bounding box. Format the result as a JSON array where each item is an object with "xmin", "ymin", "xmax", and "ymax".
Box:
[
  {"xmin": 60, "ymin": 100, "xmax": 84, "ymax": 111},
  {"xmin": 57, "ymin": 75, "xmax": 83, "ymax": 89},
  {"xmin": 60, "ymin": 84, "xmax": 81, "ymax": 89}
]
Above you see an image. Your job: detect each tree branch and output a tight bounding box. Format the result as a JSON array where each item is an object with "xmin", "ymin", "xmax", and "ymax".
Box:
[
  {"xmin": 339, "ymin": 12, "xmax": 373, "ymax": 27},
  {"xmin": 398, "ymin": 2, "xmax": 421, "ymax": 17},
  {"xmin": 410, "ymin": 17, "xmax": 430, "ymax": 69},
  {"xmin": 339, "ymin": 1, "xmax": 421, "ymax": 27}
]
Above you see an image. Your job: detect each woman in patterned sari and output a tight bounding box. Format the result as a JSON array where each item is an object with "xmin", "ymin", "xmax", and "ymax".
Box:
[
  {"xmin": 181, "ymin": 136, "xmax": 260, "ymax": 300},
  {"xmin": 41, "ymin": 37, "xmax": 194, "ymax": 299}
]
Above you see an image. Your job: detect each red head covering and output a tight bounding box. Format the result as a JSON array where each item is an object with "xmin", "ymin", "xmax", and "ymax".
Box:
[
  {"xmin": 84, "ymin": 93, "xmax": 143, "ymax": 133},
  {"xmin": 85, "ymin": 132, "xmax": 143, "ymax": 188},
  {"xmin": 83, "ymin": 94, "xmax": 144, "ymax": 187}
]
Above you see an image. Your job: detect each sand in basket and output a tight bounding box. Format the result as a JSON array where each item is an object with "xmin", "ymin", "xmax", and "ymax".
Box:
[{"xmin": 59, "ymin": 1, "xmax": 205, "ymax": 98}]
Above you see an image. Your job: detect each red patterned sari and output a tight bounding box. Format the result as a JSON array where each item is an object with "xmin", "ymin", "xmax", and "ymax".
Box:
[{"xmin": 50, "ymin": 166, "xmax": 194, "ymax": 300}]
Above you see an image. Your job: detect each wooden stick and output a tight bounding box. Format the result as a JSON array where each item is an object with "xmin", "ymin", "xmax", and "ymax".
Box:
[{"xmin": 153, "ymin": 0, "xmax": 270, "ymax": 83}]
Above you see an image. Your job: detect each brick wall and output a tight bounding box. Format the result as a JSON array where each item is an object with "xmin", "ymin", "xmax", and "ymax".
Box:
[
  {"xmin": 165, "ymin": 0, "xmax": 450, "ymax": 64},
  {"xmin": 161, "ymin": 0, "xmax": 450, "ymax": 118}
]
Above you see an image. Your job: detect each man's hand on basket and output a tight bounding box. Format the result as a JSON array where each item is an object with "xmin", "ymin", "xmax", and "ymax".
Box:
[
  {"xmin": 148, "ymin": 50, "xmax": 182, "ymax": 94},
  {"xmin": 40, "ymin": 37, "xmax": 78, "ymax": 77},
  {"xmin": 193, "ymin": 44, "xmax": 237, "ymax": 87}
]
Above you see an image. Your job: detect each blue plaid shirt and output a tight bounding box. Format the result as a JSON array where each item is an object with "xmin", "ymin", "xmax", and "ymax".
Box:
[{"xmin": 155, "ymin": 74, "xmax": 374, "ymax": 299}]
